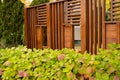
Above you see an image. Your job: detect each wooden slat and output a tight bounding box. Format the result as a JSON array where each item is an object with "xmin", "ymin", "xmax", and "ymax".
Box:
[
  {"xmin": 32, "ymin": 8, "xmax": 35, "ymax": 48},
  {"xmin": 81, "ymin": 0, "xmax": 89, "ymax": 53},
  {"xmin": 68, "ymin": 20, "xmax": 80, "ymax": 22},
  {"xmin": 67, "ymin": 10, "xmax": 80, "ymax": 14},
  {"xmin": 29, "ymin": 9, "xmax": 32, "ymax": 48},
  {"xmin": 61, "ymin": 2, "xmax": 64, "ymax": 49},
  {"xmin": 37, "ymin": 6, "xmax": 47, "ymax": 9},
  {"xmin": 24, "ymin": 8, "xmax": 28, "ymax": 48},
  {"xmin": 97, "ymin": 0, "xmax": 102, "ymax": 50},
  {"xmin": 52, "ymin": 4, "xmax": 55, "ymax": 49},
  {"xmin": 102, "ymin": 0, "xmax": 106, "ymax": 49},
  {"xmin": 111, "ymin": 0, "xmax": 114, "ymax": 21},
  {"xmin": 93, "ymin": 0, "xmax": 97, "ymax": 54},
  {"xmin": 67, "ymin": 0, "xmax": 80, "ymax": 4},
  {"xmin": 27, "ymin": 9, "xmax": 29, "ymax": 48},
  {"xmin": 34, "ymin": 8, "xmax": 37, "ymax": 48},
  {"xmin": 54, "ymin": 3, "xmax": 58, "ymax": 49},
  {"xmin": 38, "ymin": 14, "xmax": 47, "ymax": 17},
  {"xmin": 68, "ymin": 6, "xmax": 81, "ymax": 10},
  {"xmin": 57, "ymin": 3, "xmax": 61, "ymax": 49},
  {"xmin": 89, "ymin": 0, "xmax": 93, "ymax": 53},
  {"xmin": 46, "ymin": 4, "xmax": 52, "ymax": 48},
  {"xmin": 67, "ymin": 3, "xmax": 81, "ymax": 7},
  {"xmin": 32, "ymin": 8, "xmax": 34, "ymax": 48},
  {"xmin": 37, "ymin": 11, "xmax": 47, "ymax": 14},
  {"xmin": 112, "ymin": 0, "xmax": 120, "ymax": 3},
  {"xmin": 68, "ymin": 16, "xmax": 81, "ymax": 19},
  {"xmin": 66, "ymin": 0, "xmax": 69, "ymax": 25},
  {"xmin": 38, "ymin": 19, "xmax": 47, "ymax": 22}
]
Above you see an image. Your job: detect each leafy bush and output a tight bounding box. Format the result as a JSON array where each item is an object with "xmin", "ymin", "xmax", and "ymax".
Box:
[
  {"xmin": 0, "ymin": 44, "xmax": 120, "ymax": 80},
  {"xmin": 30, "ymin": 0, "xmax": 49, "ymax": 6},
  {"xmin": 0, "ymin": 0, "xmax": 24, "ymax": 48}
]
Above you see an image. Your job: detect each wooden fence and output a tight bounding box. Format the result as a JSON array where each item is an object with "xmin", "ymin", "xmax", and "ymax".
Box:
[{"xmin": 24, "ymin": 0, "xmax": 120, "ymax": 54}]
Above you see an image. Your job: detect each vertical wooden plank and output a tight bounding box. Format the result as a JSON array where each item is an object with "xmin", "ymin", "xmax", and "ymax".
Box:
[
  {"xmin": 52, "ymin": 4, "xmax": 55, "ymax": 49},
  {"xmin": 24, "ymin": 8, "xmax": 28, "ymax": 48},
  {"xmin": 30, "ymin": 8, "xmax": 33, "ymax": 48},
  {"xmin": 29, "ymin": 9, "xmax": 32, "ymax": 48},
  {"xmin": 97, "ymin": 0, "xmax": 102, "ymax": 50},
  {"xmin": 33, "ymin": 8, "xmax": 35, "ymax": 48},
  {"xmin": 32, "ymin": 8, "xmax": 34, "ymax": 48},
  {"xmin": 61, "ymin": 2, "xmax": 64, "ymax": 49},
  {"xmin": 93, "ymin": 0, "xmax": 97, "ymax": 54},
  {"xmin": 46, "ymin": 4, "xmax": 52, "ymax": 48},
  {"xmin": 110, "ymin": 0, "xmax": 113, "ymax": 21},
  {"xmin": 26, "ymin": 8, "xmax": 29, "ymax": 48},
  {"xmin": 66, "ymin": 0, "xmax": 68, "ymax": 24},
  {"xmin": 81, "ymin": 0, "xmax": 89, "ymax": 53},
  {"xmin": 102, "ymin": 0, "xmax": 106, "ymax": 49},
  {"xmin": 54, "ymin": 3, "xmax": 58, "ymax": 49},
  {"xmin": 28, "ymin": 9, "xmax": 31, "ymax": 48},
  {"xmin": 29, "ymin": 8, "xmax": 32, "ymax": 48},
  {"xmin": 34, "ymin": 7, "xmax": 37, "ymax": 48},
  {"xmin": 57, "ymin": 2, "xmax": 61, "ymax": 49},
  {"xmin": 89, "ymin": 0, "xmax": 93, "ymax": 53}
]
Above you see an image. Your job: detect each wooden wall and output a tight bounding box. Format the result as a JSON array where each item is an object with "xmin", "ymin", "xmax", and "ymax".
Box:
[{"xmin": 24, "ymin": 0, "xmax": 120, "ymax": 54}]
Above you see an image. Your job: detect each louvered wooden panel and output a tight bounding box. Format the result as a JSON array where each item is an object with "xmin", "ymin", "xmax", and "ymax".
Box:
[
  {"xmin": 66, "ymin": 0, "xmax": 81, "ymax": 26},
  {"xmin": 111, "ymin": 0, "xmax": 120, "ymax": 21},
  {"xmin": 37, "ymin": 4, "xmax": 47, "ymax": 26}
]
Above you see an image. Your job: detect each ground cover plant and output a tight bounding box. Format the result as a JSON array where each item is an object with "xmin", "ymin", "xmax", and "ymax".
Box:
[{"xmin": 0, "ymin": 44, "xmax": 120, "ymax": 80}]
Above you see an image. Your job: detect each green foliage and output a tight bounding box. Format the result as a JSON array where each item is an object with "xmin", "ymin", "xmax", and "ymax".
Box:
[
  {"xmin": 106, "ymin": 0, "xmax": 110, "ymax": 11},
  {"xmin": 0, "ymin": 44, "xmax": 120, "ymax": 79},
  {"xmin": 0, "ymin": 46, "xmax": 82, "ymax": 80},
  {"xmin": 30, "ymin": 0, "xmax": 49, "ymax": 6},
  {"xmin": 0, "ymin": 0, "xmax": 24, "ymax": 48}
]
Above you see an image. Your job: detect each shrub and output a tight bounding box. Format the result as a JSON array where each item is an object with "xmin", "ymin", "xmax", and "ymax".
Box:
[
  {"xmin": 30, "ymin": 0, "xmax": 49, "ymax": 6},
  {"xmin": 0, "ymin": 44, "xmax": 120, "ymax": 80},
  {"xmin": 0, "ymin": 0, "xmax": 24, "ymax": 48}
]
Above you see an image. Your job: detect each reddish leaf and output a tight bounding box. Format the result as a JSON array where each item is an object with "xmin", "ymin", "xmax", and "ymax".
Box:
[
  {"xmin": 114, "ymin": 76, "xmax": 119, "ymax": 80},
  {"xmin": 0, "ymin": 69, "xmax": 3, "ymax": 75},
  {"xmin": 57, "ymin": 54, "xmax": 65, "ymax": 61}
]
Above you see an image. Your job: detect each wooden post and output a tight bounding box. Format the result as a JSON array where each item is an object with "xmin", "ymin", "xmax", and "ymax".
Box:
[
  {"xmin": 102, "ymin": 0, "xmax": 106, "ymax": 49},
  {"xmin": 81, "ymin": 0, "xmax": 89, "ymax": 53},
  {"xmin": 47, "ymin": 4, "xmax": 52, "ymax": 48},
  {"xmin": 24, "ymin": 8, "xmax": 28, "ymax": 48}
]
